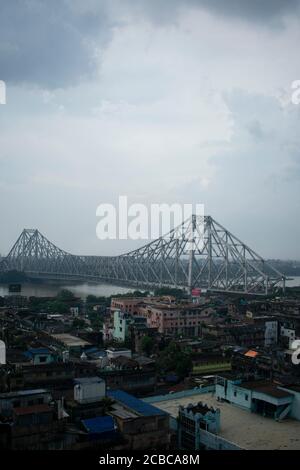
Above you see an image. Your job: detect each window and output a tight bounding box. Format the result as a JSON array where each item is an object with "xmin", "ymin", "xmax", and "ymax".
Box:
[
  {"xmin": 233, "ymin": 391, "xmax": 237, "ymax": 397},
  {"xmin": 245, "ymin": 394, "xmax": 249, "ymax": 401}
]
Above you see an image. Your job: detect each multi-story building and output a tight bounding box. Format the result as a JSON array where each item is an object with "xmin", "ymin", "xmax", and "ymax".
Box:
[
  {"xmin": 137, "ymin": 303, "xmax": 215, "ymax": 337},
  {"xmin": 178, "ymin": 402, "xmax": 222, "ymax": 450},
  {"xmin": 107, "ymin": 390, "xmax": 170, "ymax": 450}
]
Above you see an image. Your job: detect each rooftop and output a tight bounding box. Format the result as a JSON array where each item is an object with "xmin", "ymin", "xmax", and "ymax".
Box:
[
  {"xmin": 152, "ymin": 392, "xmax": 300, "ymax": 450},
  {"xmin": 0, "ymin": 389, "xmax": 48, "ymax": 399},
  {"xmin": 241, "ymin": 381, "xmax": 293, "ymax": 399},
  {"xmin": 51, "ymin": 334, "xmax": 91, "ymax": 347},
  {"xmin": 14, "ymin": 404, "xmax": 52, "ymax": 416},
  {"xmin": 108, "ymin": 390, "xmax": 167, "ymax": 418},
  {"xmin": 106, "ymin": 347, "xmax": 131, "ymax": 352},
  {"xmin": 81, "ymin": 415, "xmax": 115, "ymax": 434},
  {"xmin": 74, "ymin": 377, "xmax": 104, "ymax": 385}
]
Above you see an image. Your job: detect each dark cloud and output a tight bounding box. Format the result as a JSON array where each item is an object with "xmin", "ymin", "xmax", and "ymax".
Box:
[
  {"xmin": 126, "ymin": 0, "xmax": 300, "ymax": 25},
  {"xmin": 0, "ymin": 0, "xmax": 113, "ymax": 88},
  {"xmin": 192, "ymin": 0, "xmax": 300, "ymax": 23},
  {"xmin": 1, "ymin": 0, "xmax": 299, "ymax": 89}
]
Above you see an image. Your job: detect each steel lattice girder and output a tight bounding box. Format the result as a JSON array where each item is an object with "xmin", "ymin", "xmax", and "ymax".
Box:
[{"xmin": 0, "ymin": 216, "xmax": 285, "ymax": 295}]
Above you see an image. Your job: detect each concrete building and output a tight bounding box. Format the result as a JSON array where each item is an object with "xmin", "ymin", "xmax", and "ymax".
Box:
[
  {"xmin": 107, "ymin": 390, "xmax": 170, "ymax": 450},
  {"xmin": 113, "ymin": 310, "xmax": 131, "ymax": 342},
  {"xmin": 110, "ymin": 297, "xmax": 148, "ymax": 314},
  {"xmin": 106, "ymin": 348, "xmax": 132, "ymax": 360},
  {"xmin": 0, "ymin": 389, "xmax": 52, "ymax": 417},
  {"xmin": 24, "ymin": 347, "xmax": 55, "ymax": 365},
  {"xmin": 151, "ymin": 389, "xmax": 300, "ymax": 450},
  {"xmin": 178, "ymin": 402, "xmax": 220, "ymax": 448},
  {"xmin": 215, "ymin": 374, "xmax": 295, "ymax": 421},
  {"xmin": 74, "ymin": 377, "xmax": 106, "ymax": 404},
  {"xmin": 136, "ymin": 303, "xmax": 209, "ymax": 336},
  {"xmin": 112, "ymin": 309, "xmax": 148, "ymax": 343},
  {"xmin": 0, "ymin": 340, "xmax": 6, "ymax": 365}
]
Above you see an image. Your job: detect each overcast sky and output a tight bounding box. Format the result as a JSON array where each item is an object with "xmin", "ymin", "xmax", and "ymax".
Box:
[{"xmin": 0, "ymin": 0, "xmax": 300, "ymax": 258}]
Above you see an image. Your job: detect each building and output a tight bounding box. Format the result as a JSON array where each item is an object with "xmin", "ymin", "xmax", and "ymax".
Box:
[
  {"xmin": 136, "ymin": 303, "xmax": 209, "ymax": 336},
  {"xmin": 81, "ymin": 415, "xmax": 118, "ymax": 442},
  {"xmin": 74, "ymin": 377, "xmax": 106, "ymax": 404},
  {"xmin": 0, "ymin": 389, "xmax": 52, "ymax": 417},
  {"xmin": 106, "ymin": 348, "xmax": 132, "ymax": 360},
  {"xmin": 24, "ymin": 347, "xmax": 55, "ymax": 365},
  {"xmin": 202, "ymin": 323, "xmax": 265, "ymax": 347},
  {"xmin": 177, "ymin": 402, "xmax": 237, "ymax": 451},
  {"xmin": 110, "ymin": 296, "xmax": 215, "ymax": 337},
  {"xmin": 51, "ymin": 334, "xmax": 91, "ymax": 354},
  {"xmin": 107, "ymin": 390, "xmax": 170, "ymax": 450},
  {"xmin": 215, "ymin": 374, "xmax": 297, "ymax": 421},
  {"xmin": 112, "ymin": 310, "xmax": 131, "ymax": 342},
  {"xmin": 152, "ymin": 388, "xmax": 300, "ymax": 450},
  {"xmin": 0, "ymin": 340, "xmax": 6, "ymax": 365}
]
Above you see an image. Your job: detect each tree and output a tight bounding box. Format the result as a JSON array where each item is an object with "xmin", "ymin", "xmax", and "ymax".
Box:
[
  {"xmin": 175, "ymin": 355, "xmax": 193, "ymax": 378},
  {"xmin": 141, "ymin": 335, "xmax": 155, "ymax": 356},
  {"xmin": 46, "ymin": 300, "xmax": 68, "ymax": 314},
  {"xmin": 154, "ymin": 287, "xmax": 187, "ymax": 299},
  {"xmin": 72, "ymin": 318, "xmax": 86, "ymax": 329},
  {"xmin": 57, "ymin": 289, "xmax": 76, "ymax": 301},
  {"xmin": 156, "ymin": 341, "xmax": 192, "ymax": 378}
]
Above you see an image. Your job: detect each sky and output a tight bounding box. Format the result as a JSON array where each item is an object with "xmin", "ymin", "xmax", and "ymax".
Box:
[{"xmin": 0, "ymin": 0, "xmax": 300, "ymax": 258}]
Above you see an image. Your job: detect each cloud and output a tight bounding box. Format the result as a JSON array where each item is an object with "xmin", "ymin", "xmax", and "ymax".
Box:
[
  {"xmin": 1, "ymin": 0, "xmax": 300, "ymax": 90},
  {"xmin": 1, "ymin": 1, "xmax": 300, "ymax": 259},
  {"xmin": 0, "ymin": 0, "xmax": 113, "ymax": 88},
  {"xmin": 123, "ymin": 0, "xmax": 300, "ymax": 27}
]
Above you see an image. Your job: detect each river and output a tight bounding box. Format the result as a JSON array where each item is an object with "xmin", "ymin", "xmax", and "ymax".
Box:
[
  {"xmin": 0, "ymin": 276, "xmax": 299, "ymax": 299},
  {"xmin": 0, "ymin": 282, "xmax": 135, "ymax": 299}
]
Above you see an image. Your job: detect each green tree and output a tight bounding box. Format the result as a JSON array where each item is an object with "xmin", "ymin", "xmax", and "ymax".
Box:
[
  {"xmin": 154, "ymin": 287, "xmax": 187, "ymax": 299},
  {"xmin": 72, "ymin": 318, "xmax": 86, "ymax": 329},
  {"xmin": 57, "ymin": 289, "xmax": 76, "ymax": 301},
  {"xmin": 175, "ymin": 355, "xmax": 193, "ymax": 378},
  {"xmin": 157, "ymin": 341, "xmax": 192, "ymax": 378},
  {"xmin": 141, "ymin": 335, "xmax": 155, "ymax": 356},
  {"xmin": 46, "ymin": 299, "xmax": 68, "ymax": 314}
]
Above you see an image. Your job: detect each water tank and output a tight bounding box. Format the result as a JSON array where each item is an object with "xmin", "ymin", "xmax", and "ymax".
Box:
[
  {"xmin": 0, "ymin": 340, "xmax": 6, "ymax": 365},
  {"xmin": 62, "ymin": 350, "xmax": 69, "ymax": 363}
]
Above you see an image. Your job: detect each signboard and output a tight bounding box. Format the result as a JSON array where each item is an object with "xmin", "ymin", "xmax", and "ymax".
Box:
[{"xmin": 191, "ymin": 288, "xmax": 201, "ymax": 297}]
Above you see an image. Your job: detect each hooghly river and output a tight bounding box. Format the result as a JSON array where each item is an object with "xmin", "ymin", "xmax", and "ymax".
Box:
[
  {"xmin": 0, "ymin": 277, "xmax": 299, "ymax": 299},
  {"xmin": 0, "ymin": 282, "xmax": 135, "ymax": 299}
]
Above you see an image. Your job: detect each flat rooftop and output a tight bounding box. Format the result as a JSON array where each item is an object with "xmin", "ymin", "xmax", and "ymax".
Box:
[
  {"xmin": 153, "ymin": 393, "xmax": 300, "ymax": 450},
  {"xmin": 51, "ymin": 334, "xmax": 91, "ymax": 347},
  {"xmin": 0, "ymin": 389, "xmax": 48, "ymax": 399}
]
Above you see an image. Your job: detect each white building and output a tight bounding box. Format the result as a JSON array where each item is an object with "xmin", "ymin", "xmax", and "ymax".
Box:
[
  {"xmin": 106, "ymin": 347, "xmax": 132, "ymax": 360},
  {"xmin": 74, "ymin": 377, "xmax": 106, "ymax": 404},
  {"xmin": 0, "ymin": 340, "xmax": 6, "ymax": 365}
]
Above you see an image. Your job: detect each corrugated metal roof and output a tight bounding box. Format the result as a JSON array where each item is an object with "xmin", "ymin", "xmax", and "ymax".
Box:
[
  {"xmin": 108, "ymin": 390, "xmax": 167, "ymax": 417},
  {"xmin": 244, "ymin": 350, "xmax": 259, "ymax": 358},
  {"xmin": 0, "ymin": 389, "xmax": 48, "ymax": 399},
  {"xmin": 14, "ymin": 404, "xmax": 52, "ymax": 415},
  {"xmin": 81, "ymin": 415, "xmax": 115, "ymax": 434}
]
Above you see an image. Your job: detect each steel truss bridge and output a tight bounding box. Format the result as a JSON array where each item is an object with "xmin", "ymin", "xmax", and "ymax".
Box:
[{"xmin": 0, "ymin": 215, "xmax": 285, "ymax": 295}]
